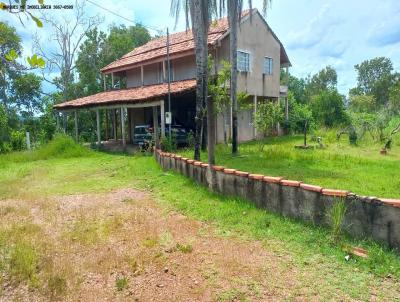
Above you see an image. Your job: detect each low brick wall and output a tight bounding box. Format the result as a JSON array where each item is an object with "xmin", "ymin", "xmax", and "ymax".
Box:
[{"xmin": 155, "ymin": 149, "xmax": 400, "ymax": 251}]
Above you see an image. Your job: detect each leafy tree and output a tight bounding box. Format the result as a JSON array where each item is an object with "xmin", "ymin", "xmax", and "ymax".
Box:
[
  {"xmin": 102, "ymin": 24, "xmax": 151, "ymax": 65},
  {"xmin": 208, "ymin": 57, "xmax": 230, "ymax": 144},
  {"xmin": 310, "ymin": 90, "xmax": 348, "ymax": 127},
  {"xmin": 0, "ymin": 22, "xmax": 22, "ymax": 109},
  {"xmin": 11, "ymin": 73, "xmax": 42, "ymax": 117},
  {"xmin": 287, "ymin": 74, "xmax": 307, "ymax": 104},
  {"xmin": 76, "ymin": 25, "xmax": 151, "ymax": 96},
  {"xmin": 354, "ymin": 57, "xmax": 395, "ymax": 107},
  {"xmin": 389, "ymin": 78, "xmax": 400, "ymax": 113},
  {"xmin": 254, "ymin": 101, "xmax": 283, "ymax": 136},
  {"xmin": 286, "ymin": 91, "xmax": 314, "ymax": 133},
  {"xmin": 305, "ymin": 66, "xmax": 337, "ymax": 98},
  {"xmin": 348, "ymin": 94, "xmax": 377, "ymax": 113}
]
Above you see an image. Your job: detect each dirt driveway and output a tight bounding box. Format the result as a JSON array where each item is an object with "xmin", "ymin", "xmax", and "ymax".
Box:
[{"xmin": 1, "ymin": 188, "xmax": 303, "ymax": 302}]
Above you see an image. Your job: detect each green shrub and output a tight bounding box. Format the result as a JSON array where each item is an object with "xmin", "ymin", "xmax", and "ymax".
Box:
[
  {"xmin": 115, "ymin": 276, "xmax": 128, "ymax": 291},
  {"xmin": 10, "ymin": 130, "xmax": 26, "ymax": 151},
  {"xmin": 328, "ymin": 198, "xmax": 347, "ymax": 244},
  {"xmin": 34, "ymin": 134, "xmax": 90, "ymax": 160}
]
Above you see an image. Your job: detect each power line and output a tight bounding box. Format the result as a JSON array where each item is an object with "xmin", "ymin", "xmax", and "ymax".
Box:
[{"xmin": 85, "ymin": 0, "xmax": 164, "ymax": 34}]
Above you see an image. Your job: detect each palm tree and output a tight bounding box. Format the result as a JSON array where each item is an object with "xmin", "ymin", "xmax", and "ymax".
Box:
[
  {"xmin": 226, "ymin": 0, "xmax": 270, "ymax": 154},
  {"xmin": 171, "ymin": 0, "xmax": 216, "ymax": 163}
]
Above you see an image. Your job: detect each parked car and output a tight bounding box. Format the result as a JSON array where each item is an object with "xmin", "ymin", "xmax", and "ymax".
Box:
[
  {"xmin": 168, "ymin": 125, "xmax": 189, "ymax": 146},
  {"xmin": 133, "ymin": 125, "xmax": 154, "ymax": 150}
]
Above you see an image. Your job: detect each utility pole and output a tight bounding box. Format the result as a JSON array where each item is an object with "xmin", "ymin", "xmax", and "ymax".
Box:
[{"xmin": 166, "ymin": 27, "xmax": 172, "ymax": 137}]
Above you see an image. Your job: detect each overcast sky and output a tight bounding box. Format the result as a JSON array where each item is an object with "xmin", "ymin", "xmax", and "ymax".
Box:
[{"xmin": 2, "ymin": 0, "xmax": 400, "ymax": 95}]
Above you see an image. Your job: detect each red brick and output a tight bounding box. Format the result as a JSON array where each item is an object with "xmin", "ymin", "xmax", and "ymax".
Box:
[
  {"xmin": 200, "ymin": 163, "xmax": 209, "ymax": 168},
  {"xmin": 212, "ymin": 165, "xmax": 225, "ymax": 171},
  {"xmin": 322, "ymin": 189, "xmax": 349, "ymax": 197},
  {"xmin": 235, "ymin": 171, "xmax": 249, "ymax": 177},
  {"xmin": 381, "ymin": 198, "xmax": 400, "ymax": 208},
  {"xmin": 193, "ymin": 161, "xmax": 202, "ymax": 166},
  {"xmin": 223, "ymin": 169, "xmax": 236, "ymax": 175},
  {"xmin": 280, "ymin": 179, "xmax": 302, "ymax": 187},
  {"xmin": 186, "ymin": 159, "xmax": 194, "ymax": 164},
  {"xmin": 263, "ymin": 176, "xmax": 283, "ymax": 183},
  {"xmin": 300, "ymin": 183, "xmax": 323, "ymax": 193},
  {"xmin": 248, "ymin": 174, "xmax": 264, "ymax": 180}
]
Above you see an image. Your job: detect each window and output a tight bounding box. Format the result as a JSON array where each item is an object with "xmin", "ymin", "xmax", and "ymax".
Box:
[
  {"xmin": 264, "ymin": 57, "xmax": 273, "ymax": 75},
  {"xmin": 237, "ymin": 51, "xmax": 250, "ymax": 72}
]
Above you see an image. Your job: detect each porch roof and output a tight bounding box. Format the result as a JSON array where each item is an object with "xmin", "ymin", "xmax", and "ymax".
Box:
[{"xmin": 53, "ymin": 79, "xmax": 196, "ymax": 110}]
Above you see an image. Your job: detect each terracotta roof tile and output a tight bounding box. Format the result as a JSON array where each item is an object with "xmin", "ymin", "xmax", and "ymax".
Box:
[
  {"xmin": 54, "ymin": 79, "xmax": 196, "ymax": 109},
  {"xmin": 100, "ymin": 12, "xmax": 250, "ymax": 73}
]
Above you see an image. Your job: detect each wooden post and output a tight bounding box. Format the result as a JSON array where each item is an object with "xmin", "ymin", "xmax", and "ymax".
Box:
[
  {"xmin": 105, "ymin": 109, "xmax": 109, "ymax": 141},
  {"xmin": 113, "ymin": 109, "xmax": 117, "ymax": 139},
  {"xmin": 127, "ymin": 109, "xmax": 132, "ymax": 143},
  {"xmin": 153, "ymin": 106, "xmax": 159, "ymax": 148},
  {"xmin": 96, "ymin": 108, "xmax": 101, "ymax": 146},
  {"xmin": 162, "ymin": 60, "xmax": 166, "ymax": 82},
  {"xmin": 74, "ymin": 109, "xmax": 78, "ymax": 142},
  {"xmin": 141, "ymin": 65, "xmax": 144, "ymax": 86},
  {"xmin": 160, "ymin": 100, "xmax": 165, "ymax": 138},
  {"xmin": 63, "ymin": 111, "xmax": 67, "ymax": 134},
  {"xmin": 121, "ymin": 107, "xmax": 126, "ymax": 148}
]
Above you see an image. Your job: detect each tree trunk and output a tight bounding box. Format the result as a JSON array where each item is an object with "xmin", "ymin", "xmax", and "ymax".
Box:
[
  {"xmin": 228, "ymin": 0, "xmax": 239, "ymax": 154},
  {"xmin": 201, "ymin": 115, "xmax": 207, "ymax": 151},
  {"xmin": 190, "ymin": 0, "xmax": 209, "ymax": 161}
]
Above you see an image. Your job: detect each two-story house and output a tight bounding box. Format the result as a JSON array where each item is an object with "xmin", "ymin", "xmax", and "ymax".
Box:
[{"xmin": 54, "ymin": 8, "xmax": 291, "ymax": 147}]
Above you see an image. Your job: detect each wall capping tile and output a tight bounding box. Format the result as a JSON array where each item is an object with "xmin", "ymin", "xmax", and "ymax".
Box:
[
  {"xmin": 300, "ymin": 183, "xmax": 323, "ymax": 193},
  {"xmin": 263, "ymin": 176, "xmax": 283, "ymax": 183},
  {"xmin": 212, "ymin": 165, "xmax": 225, "ymax": 171},
  {"xmin": 281, "ymin": 179, "xmax": 302, "ymax": 187},
  {"xmin": 322, "ymin": 189, "xmax": 349, "ymax": 197},
  {"xmin": 249, "ymin": 174, "xmax": 264, "ymax": 180},
  {"xmin": 235, "ymin": 171, "xmax": 249, "ymax": 177},
  {"xmin": 223, "ymin": 168, "xmax": 236, "ymax": 175}
]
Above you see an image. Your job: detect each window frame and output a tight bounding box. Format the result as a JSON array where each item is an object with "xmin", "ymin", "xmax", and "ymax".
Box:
[
  {"xmin": 263, "ymin": 56, "xmax": 273, "ymax": 75},
  {"xmin": 237, "ymin": 50, "xmax": 251, "ymax": 72}
]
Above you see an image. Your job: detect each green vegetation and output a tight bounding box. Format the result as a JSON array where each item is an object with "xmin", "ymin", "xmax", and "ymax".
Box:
[
  {"xmin": 0, "ymin": 137, "xmax": 399, "ymax": 301},
  {"xmin": 179, "ymin": 134, "xmax": 400, "ymax": 198},
  {"xmin": 115, "ymin": 276, "xmax": 128, "ymax": 291}
]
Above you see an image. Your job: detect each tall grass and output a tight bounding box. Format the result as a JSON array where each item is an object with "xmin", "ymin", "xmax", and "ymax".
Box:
[
  {"xmin": 327, "ymin": 198, "xmax": 347, "ymax": 244},
  {"xmin": 0, "ymin": 134, "xmax": 92, "ymax": 167}
]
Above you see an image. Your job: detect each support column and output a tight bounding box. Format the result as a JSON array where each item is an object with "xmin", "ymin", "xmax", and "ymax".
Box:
[
  {"xmin": 96, "ymin": 108, "xmax": 101, "ymax": 146},
  {"xmin": 141, "ymin": 65, "xmax": 144, "ymax": 86},
  {"xmin": 74, "ymin": 109, "xmax": 78, "ymax": 142},
  {"xmin": 160, "ymin": 100, "xmax": 165, "ymax": 138},
  {"xmin": 285, "ymin": 66, "xmax": 289, "ymax": 122},
  {"xmin": 111, "ymin": 73, "xmax": 114, "ymax": 89},
  {"xmin": 162, "ymin": 61, "xmax": 166, "ymax": 82},
  {"xmin": 63, "ymin": 112, "xmax": 67, "ymax": 133},
  {"xmin": 103, "ymin": 74, "xmax": 106, "ymax": 91},
  {"xmin": 105, "ymin": 109, "xmax": 109, "ymax": 141},
  {"xmin": 127, "ymin": 109, "xmax": 132, "ymax": 143},
  {"xmin": 113, "ymin": 109, "xmax": 117, "ymax": 139},
  {"xmin": 121, "ymin": 107, "xmax": 126, "ymax": 148},
  {"xmin": 153, "ymin": 106, "xmax": 159, "ymax": 148},
  {"xmin": 253, "ymin": 95, "xmax": 257, "ymax": 139}
]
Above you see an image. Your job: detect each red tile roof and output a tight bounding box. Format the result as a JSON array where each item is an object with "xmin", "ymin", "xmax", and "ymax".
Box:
[
  {"xmin": 53, "ymin": 79, "xmax": 196, "ymax": 109},
  {"xmin": 100, "ymin": 15, "xmax": 233, "ymax": 74},
  {"xmin": 100, "ymin": 9, "xmax": 290, "ymax": 73}
]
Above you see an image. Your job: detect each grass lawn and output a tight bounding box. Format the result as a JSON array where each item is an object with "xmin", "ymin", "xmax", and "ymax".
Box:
[
  {"xmin": 0, "ymin": 137, "xmax": 400, "ymax": 300},
  {"xmin": 179, "ymin": 134, "xmax": 400, "ymax": 198}
]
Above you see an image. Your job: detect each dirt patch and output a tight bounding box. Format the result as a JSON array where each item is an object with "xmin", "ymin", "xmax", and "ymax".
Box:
[{"xmin": 0, "ymin": 188, "xmax": 300, "ymax": 301}]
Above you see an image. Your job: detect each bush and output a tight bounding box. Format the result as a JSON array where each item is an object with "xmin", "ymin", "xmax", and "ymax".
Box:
[
  {"xmin": 310, "ymin": 89, "xmax": 349, "ymax": 127},
  {"xmin": 285, "ymin": 92, "xmax": 315, "ymax": 133},
  {"xmin": 34, "ymin": 134, "xmax": 90, "ymax": 160},
  {"xmin": 10, "ymin": 130, "xmax": 26, "ymax": 151}
]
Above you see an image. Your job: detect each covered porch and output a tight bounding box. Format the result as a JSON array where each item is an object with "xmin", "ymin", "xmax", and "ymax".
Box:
[{"xmin": 53, "ymin": 79, "xmax": 196, "ymax": 151}]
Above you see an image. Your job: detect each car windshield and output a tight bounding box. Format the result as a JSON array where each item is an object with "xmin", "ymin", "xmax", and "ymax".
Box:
[{"xmin": 135, "ymin": 127, "xmax": 150, "ymax": 135}]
